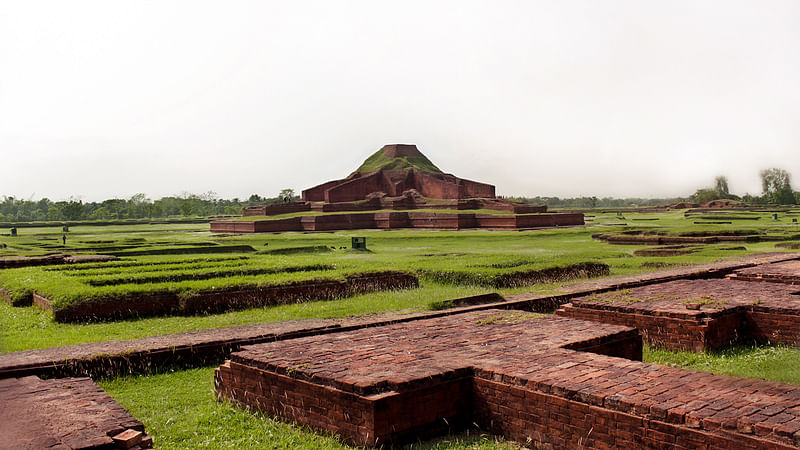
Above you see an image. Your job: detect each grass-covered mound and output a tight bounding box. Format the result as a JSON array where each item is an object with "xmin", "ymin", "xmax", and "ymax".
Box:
[
  {"xmin": 354, "ymin": 145, "xmax": 443, "ymax": 174},
  {"xmin": 0, "ymin": 255, "xmax": 418, "ymax": 322},
  {"xmin": 421, "ymin": 261, "xmax": 609, "ymax": 288}
]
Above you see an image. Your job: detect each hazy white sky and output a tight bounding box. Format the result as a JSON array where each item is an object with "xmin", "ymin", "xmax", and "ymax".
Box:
[{"xmin": 1, "ymin": 1, "xmax": 798, "ymax": 202}]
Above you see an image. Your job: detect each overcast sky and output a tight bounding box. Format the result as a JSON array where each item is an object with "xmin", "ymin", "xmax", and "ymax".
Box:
[{"xmin": 1, "ymin": 1, "xmax": 798, "ymax": 202}]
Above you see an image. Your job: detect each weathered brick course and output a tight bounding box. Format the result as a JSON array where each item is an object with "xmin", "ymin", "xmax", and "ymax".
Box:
[
  {"xmin": 559, "ymin": 277, "xmax": 800, "ymax": 350},
  {"xmin": 215, "ymin": 310, "xmax": 800, "ymax": 448},
  {"xmin": 210, "ymin": 211, "xmax": 584, "ymax": 233},
  {"xmin": 0, "ymin": 376, "xmax": 152, "ymax": 449}
]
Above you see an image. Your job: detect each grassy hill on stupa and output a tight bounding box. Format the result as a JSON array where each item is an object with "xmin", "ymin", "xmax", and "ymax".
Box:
[{"xmin": 354, "ymin": 146, "xmax": 443, "ymax": 174}]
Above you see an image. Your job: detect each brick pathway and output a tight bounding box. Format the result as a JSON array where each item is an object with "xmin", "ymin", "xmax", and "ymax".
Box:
[
  {"xmin": 215, "ymin": 310, "xmax": 800, "ymax": 448},
  {"xmin": 0, "ymin": 376, "xmax": 151, "ymax": 449}
]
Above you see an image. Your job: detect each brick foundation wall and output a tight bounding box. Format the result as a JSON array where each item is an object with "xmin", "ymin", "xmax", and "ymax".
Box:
[
  {"xmin": 515, "ymin": 213, "xmax": 585, "ymax": 227},
  {"xmin": 215, "ymin": 361, "xmax": 473, "ymax": 447},
  {"xmin": 219, "ymin": 361, "xmax": 791, "ymax": 449},
  {"xmin": 209, "ymin": 220, "xmax": 257, "ymax": 233},
  {"xmin": 216, "ymin": 324, "xmax": 798, "ymax": 449},
  {"xmin": 325, "ymin": 172, "xmax": 387, "ymax": 203},
  {"xmin": 556, "ymin": 305, "xmax": 746, "ymax": 351},
  {"xmin": 470, "ymin": 377, "xmax": 788, "ymax": 450},
  {"xmin": 746, "ymin": 311, "xmax": 800, "ymax": 346},
  {"xmin": 44, "ymin": 271, "xmax": 418, "ymax": 322},
  {"xmin": 302, "ymin": 179, "xmax": 343, "ymax": 202},
  {"xmin": 242, "ymin": 203, "xmax": 311, "ymax": 216},
  {"xmin": 211, "ymin": 212, "xmax": 584, "ymax": 233},
  {"xmin": 558, "ymin": 304, "xmax": 800, "ymax": 351}
]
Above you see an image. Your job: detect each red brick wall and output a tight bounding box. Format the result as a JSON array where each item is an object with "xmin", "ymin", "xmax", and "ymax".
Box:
[
  {"xmin": 242, "ymin": 203, "xmax": 311, "ymax": 216},
  {"xmin": 302, "ymin": 179, "xmax": 343, "ymax": 202},
  {"xmin": 215, "ymin": 361, "xmax": 472, "ymax": 447},
  {"xmin": 515, "ymin": 213, "xmax": 584, "ymax": 227},
  {"xmin": 470, "ymin": 377, "xmax": 780, "ymax": 450},
  {"xmin": 474, "ymin": 215, "xmax": 517, "ymax": 228},
  {"xmin": 212, "ymin": 212, "xmax": 584, "ymax": 233},
  {"xmin": 210, "ymin": 221, "xmax": 257, "ymax": 233},
  {"xmin": 458, "ymin": 178, "xmax": 496, "ymax": 199},
  {"xmin": 325, "ymin": 172, "xmax": 387, "ymax": 203},
  {"xmin": 556, "ymin": 306, "xmax": 745, "ymax": 351},
  {"xmin": 253, "ymin": 217, "xmax": 303, "ymax": 232},
  {"xmin": 559, "ymin": 302, "xmax": 800, "ymax": 351},
  {"xmin": 746, "ymin": 311, "xmax": 800, "ymax": 346}
]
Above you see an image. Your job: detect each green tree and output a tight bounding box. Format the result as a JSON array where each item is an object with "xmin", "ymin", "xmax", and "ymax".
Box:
[
  {"xmin": 760, "ymin": 168, "xmax": 796, "ymax": 204},
  {"xmin": 691, "ymin": 175, "xmax": 738, "ymax": 203},
  {"xmin": 279, "ymin": 189, "xmax": 297, "ymax": 201},
  {"xmin": 691, "ymin": 188, "xmax": 718, "ymax": 204},
  {"xmin": 714, "ymin": 176, "xmax": 730, "ymax": 196}
]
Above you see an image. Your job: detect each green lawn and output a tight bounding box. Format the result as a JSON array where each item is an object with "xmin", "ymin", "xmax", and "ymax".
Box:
[
  {"xmin": 4, "ymin": 213, "xmax": 797, "ymax": 322},
  {"xmin": 644, "ymin": 343, "xmax": 800, "ymax": 385},
  {"xmin": 2, "ymin": 210, "xmax": 800, "ymax": 448}
]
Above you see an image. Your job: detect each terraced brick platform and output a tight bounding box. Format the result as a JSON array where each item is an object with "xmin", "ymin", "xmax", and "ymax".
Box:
[
  {"xmin": 0, "ymin": 376, "xmax": 151, "ymax": 449},
  {"xmin": 729, "ymin": 259, "xmax": 800, "ymax": 284},
  {"xmin": 210, "ymin": 211, "xmax": 584, "ymax": 233},
  {"xmin": 214, "ymin": 310, "xmax": 800, "ymax": 448},
  {"xmin": 559, "ymin": 265, "xmax": 800, "ymax": 351}
]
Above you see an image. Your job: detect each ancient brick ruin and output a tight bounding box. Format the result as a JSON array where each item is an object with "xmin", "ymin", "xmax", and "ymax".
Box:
[
  {"xmin": 5, "ymin": 253, "xmax": 800, "ymax": 448},
  {"xmin": 215, "ymin": 309, "xmax": 800, "ymax": 448},
  {"xmin": 302, "ymin": 144, "xmax": 495, "ymax": 202},
  {"xmin": 559, "ymin": 279, "xmax": 800, "ymax": 351},
  {"xmin": 0, "ymin": 376, "xmax": 152, "ymax": 449},
  {"xmin": 211, "ymin": 144, "xmax": 582, "ymax": 233},
  {"xmin": 215, "ymin": 255, "xmax": 800, "ymax": 448},
  {"xmin": 211, "ymin": 211, "xmax": 584, "ymax": 233}
]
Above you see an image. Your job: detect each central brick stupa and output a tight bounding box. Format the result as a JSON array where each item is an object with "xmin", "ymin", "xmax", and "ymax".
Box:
[{"xmin": 302, "ymin": 144, "xmax": 496, "ymax": 203}]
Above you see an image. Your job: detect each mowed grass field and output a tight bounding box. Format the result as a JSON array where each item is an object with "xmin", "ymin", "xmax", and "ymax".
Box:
[{"xmin": 2, "ymin": 208, "xmax": 800, "ymax": 448}]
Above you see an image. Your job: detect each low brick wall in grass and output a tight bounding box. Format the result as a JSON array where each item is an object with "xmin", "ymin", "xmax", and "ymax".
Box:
[
  {"xmin": 0, "ymin": 286, "xmax": 29, "ymax": 307},
  {"xmin": 0, "ymin": 254, "xmax": 117, "ymax": 269},
  {"xmin": 37, "ymin": 271, "xmax": 419, "ymax": 322}
]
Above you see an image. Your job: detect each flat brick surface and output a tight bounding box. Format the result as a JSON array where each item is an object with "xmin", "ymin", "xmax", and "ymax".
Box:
[
  {"xmin": 731, "ymin": 260, "xmax": 800, "ymax": 284},
  {"xmin": 559, "ymin": 276, "xmax": 800, "ymax": 350},
  {"xmin": 0, "ymin": 309, "xmax": 515, "ymax": 379},
  {"xmin": 568, "ymin": 279, "xmax": 800, "ymax": 317},
  {"xmin": 0, "ymin": 318, "xmax": 342, "ymax": 379},
  {"xmin": 0, "ymin": 375, "xmax": 151, "ymax": 449},
  {"xmin": 215, "ymin": 310, "xmax": 800, "ymax": 448}
]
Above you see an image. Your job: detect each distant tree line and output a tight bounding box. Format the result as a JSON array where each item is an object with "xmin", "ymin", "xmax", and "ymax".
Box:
[
  {"xmin": 2, "ymin": 167, "xmax": 798, "ymax": 222},
  {"xmin": 514, "ymin": 168, "xmax": 799, "ymax": 208},
  {"xmin": 0, "ymin": 190, "xmax": 300, "ymax": 222},
  {"xmin": 506, "ymin": 196, "xmax": 687, "ymax": 208},
  {"xmin": 690, "ymin": 168, "xmax": 799, "ymax": 206}
]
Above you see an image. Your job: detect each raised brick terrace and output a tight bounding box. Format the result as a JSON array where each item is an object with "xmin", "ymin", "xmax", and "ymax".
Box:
[
  {"xmin": 560, "ymin": 273, "xmax": 800, "ymax": 351},
  {"xmin": 215, "ymin": 310, "xmax": 800, "ymax": 448},
  {"xmin": 729, "ymin": 259, "xmax": 800, "ymax": 284},
  {"xmin": 0, "ymin": 376, "xmax": 152, "ymax": 449}
]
